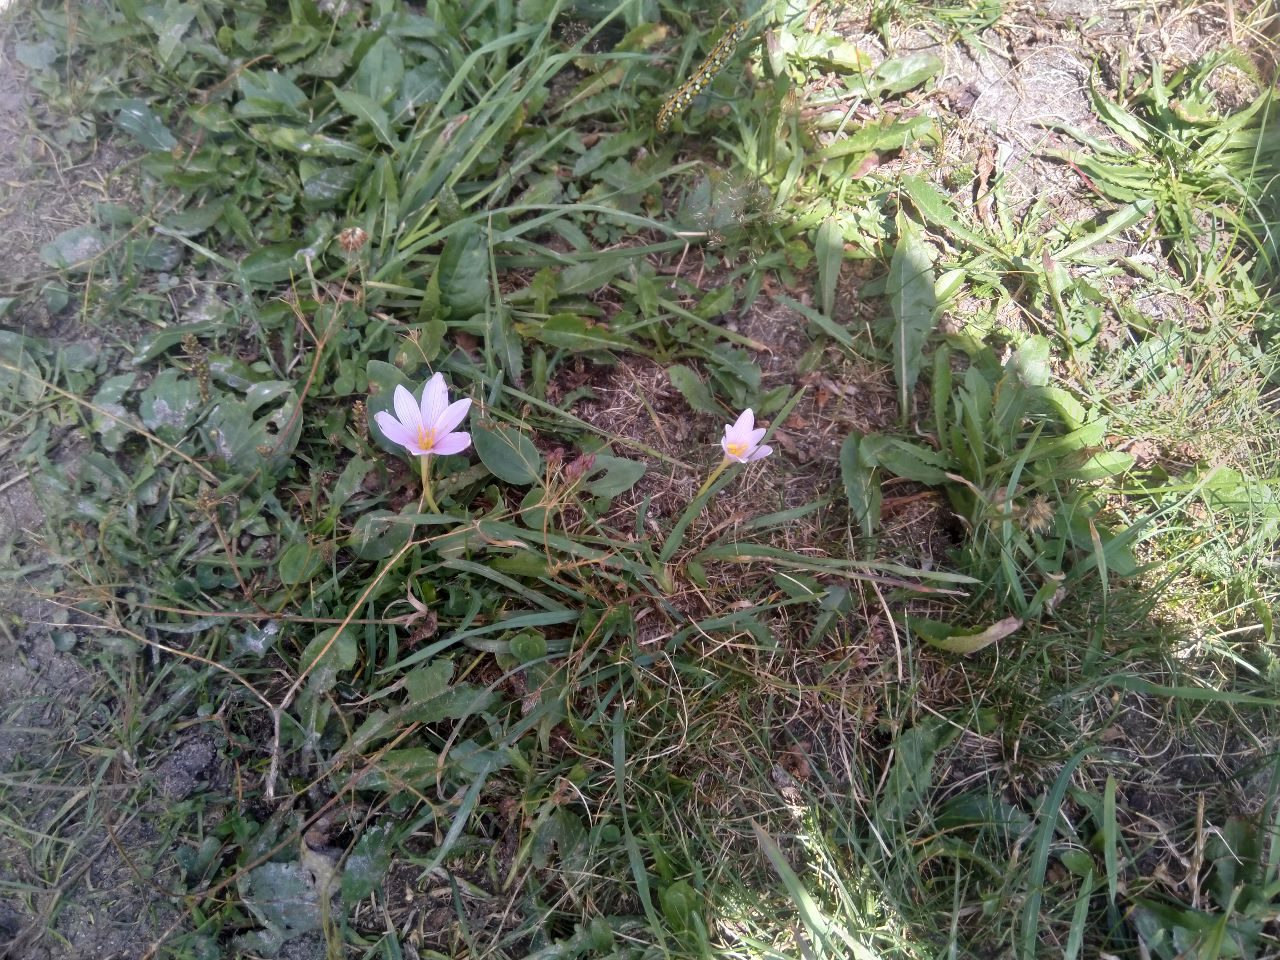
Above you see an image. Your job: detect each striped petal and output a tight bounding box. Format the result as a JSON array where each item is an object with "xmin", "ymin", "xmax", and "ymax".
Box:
[
  {"xmin": 392, "ymin": 384, "xmax": 422, "ymax": 433},
  {"xmin": 431, "ymin": 431, "xmax": 471, "ymax": 456},
  {"xmin": 434, "ymin": 397, "xmax": 472, "ymax": 436},
  {"xmin": 375, "ymin": 410, "xmax": 418, "ymax": 452},
  {"xmin": 420, "ymin": 373, "xmax": 448, "ymax": 428}
]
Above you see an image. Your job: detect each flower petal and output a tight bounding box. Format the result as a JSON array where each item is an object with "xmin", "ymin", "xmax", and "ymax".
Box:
[
  {"xmin": 748, "ymin": 427, "xmax": 767, "ymax": 446},
  {"xmin": 392, "ymin": 384, "xmax": 421, "ymax": 432},
  {"xmin": 431, "ymin": 431, "xmax": 471, "ymax": 456},
  {"xmin": 375, "ymin": 411, "xmax": 419, "ymax": 452},
  {"xmin": 434, "ymin": 397, "xmax": 472, "ymax": 437},
  {"xmin": 732, "ymin": 408, "xmax": 755, "ymax": 433},
  {"xmin": 747, "ymin": 444, "xmax": 773, "ymax": 461},
  {"xmin": 420, "ymin": 373, "xmax": 448, "ymax": 427}
]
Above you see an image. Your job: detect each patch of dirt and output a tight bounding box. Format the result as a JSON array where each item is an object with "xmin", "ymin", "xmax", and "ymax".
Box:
[
  {"xmin": 0, "ymin": 20, "xmax": 138, "ymax": 334},
  {"xmin": 0, "ymin": 18, "xmax": 185, "ymax": 960}
]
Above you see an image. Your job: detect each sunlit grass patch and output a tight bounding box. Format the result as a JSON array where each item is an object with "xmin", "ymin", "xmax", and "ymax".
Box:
[{"xmin": 1, "ymin": 0, "xmax": 1278, "ymax": 957}]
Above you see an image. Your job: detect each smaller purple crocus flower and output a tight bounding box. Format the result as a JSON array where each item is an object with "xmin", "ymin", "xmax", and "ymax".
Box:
[{"xmin": 720, "ymin": 408, "xmax": 772, "ymax": 463}]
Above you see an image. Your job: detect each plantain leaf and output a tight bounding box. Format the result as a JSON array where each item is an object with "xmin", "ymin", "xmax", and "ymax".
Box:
[
  {"xmin": 437, "ymin": 224, "xmax": 490, "ymax": 319},
  {"xmin": 473, "ymin": 421, "xmax": 543, "ymax": 485},
  {"xmin": 839, "ymin": 433, "xmax": 880, "ymax": 539},
  {"xmin": 517, "ymin": 313, "xmax": 633, "ymax": 352},
  {"xmin": 815, "ymin": 218, "xmax": 843, "ymax": 319},
  {"xmin": 888, "ymin": 214, "xmax": 937, "ymax": 426},
  {"xmin": 859, "ymin": 434, "xmax": 949, "ymax": 485},
  {"xmin": 668, "ymin": 364, "xmax": 720, "ymax": 415}
]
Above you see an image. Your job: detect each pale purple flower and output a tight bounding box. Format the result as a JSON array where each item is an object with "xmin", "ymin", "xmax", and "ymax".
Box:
[
  {"xmin": 720, "ymin": 408, "xmax": 771, "ymax": 463},
  {"xmin": 374, "ymin": 374, "xmax": 471, "ymax": 458}
]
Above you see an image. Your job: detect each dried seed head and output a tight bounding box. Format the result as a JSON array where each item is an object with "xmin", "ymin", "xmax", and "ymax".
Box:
[
  {"xmin": 564, "ymin": 452, "xmax": 596, "ymax": 482},
  {"xmin": 1022, "ymin": 495, "xmax": 1054, "ymax": 536},
  {"xmin": 337, "ymin": 226, "xmax": 368, "ymax": 252}
]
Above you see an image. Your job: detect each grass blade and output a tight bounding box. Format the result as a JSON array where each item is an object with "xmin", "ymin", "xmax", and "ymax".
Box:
[{"xmin": 1021, "ymin": 748, "xmax": 1091, "ymax": 960}]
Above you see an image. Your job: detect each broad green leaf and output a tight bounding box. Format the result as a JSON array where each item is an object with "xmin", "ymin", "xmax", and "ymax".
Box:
[
  {"xmin": 899, "ymin": 174, "xmax": 992, "ymax": 251},
  {"xmin": 573, "ymin": 130, "xmax": 646, "ymax": 178},
  {"xmin": 341, "ymin": 825, "xmax": 395, "ymax": 904},
  {"xmin": 162, "ymin": 200, "xmax": 226, "ymax": 237},
  {"xmin": 250, "ymin": 125, "xmax": 367, "ymax": 160},
  {"xmin": 234, "ymin": 69, "xmax": 308, "ymax": 119},
  {"xmin": 116, "ymin": 99, "xmax": 177, "ymax": 151},
  {"xmin": 839, "ymin": 433, "xmax": 880, "ymax": 538},
  {"xmin": 40, "ymin": 225, "xmax": 106, "ymax": 271},
  {"xmin": 860, "ymin": 434, "xmax": 949, "ymax": 485},
  {"xmin": 437, "ymin": 224, "xmax": 489, "ymax": 319},
  {"xmin": 240, "ymin": 241, "xmax": 309, "ymax": 284},
  {"xmin": 888, "ymin": 214, "xmax": 937, "ymax": 426},
  {"xmin": 348, "ymin": 747, "xmax": 439, "ymax": 791},
  {"xmin": 91, "ymin": 374, "xmax": 136, "ymax": 452},
  {"xmin": 815, "ymin": 218, "xmax": 843, "ymax": 318},
  {"xmin": 559, "ymin": 258, "xmax": 632, "ymax": 297},
  {"xmin": 881, "ymin": 718, "xmax": 957, "ymax": 822},
  {"xmin": 143, "ymin": 3, "xmax": 196, "ymax": 68},
  {"xmin": 582, "ymin": 455, "xmax": 646, "ymax": 498},
  {"xmin": 818, "ymin": 114, "xmax": 939, "ymax": 160},
  {"xmin": 1056, "ymin": 199, "xmax": 1154, "ymax": 261},
  {"xmin": 509, "ymin": 632, "xmax": 548, "ymax": 661},
  {"xmin": 870, "ymin": 53, "xmax": 942, "ymax": 96},
  {"xmin": 517, "ymin": 313, "xmax": 633, "ymax": 352},
  {"xmin": 351, "ymin": 35, "xmax": 404, "ymax": 105},
  {"xmin": 1089, "ymin": 75, "xmax": 1150, "ymax": 149},
  {"xmin": 128, "ymin": 235, "xmax": 181, "ymax": 272},
  {"xmin": 135, "ymin": 320, "xmax": 227, "ymax": 364},
  {"xmin": 694, "ymin": 284, "xmax": 735, "ymax": 319},
  {"xmin": 404, "ymin": 660, "xmax": 454, "ymax": 704},
  {"xmin": 328, "ymin": 456, "xmax": 371, "ymax": 515},
  {"xmin": 473, "ymin": 421, "xmax": 543, "ymax": 485},
  {"xmin": 1200, "ymin": 467, "xmax": 1280, "ymax": 519},
  {"xmin": 668, "ymin": 364, "xmax": 720, "ymax": 415},
  {"xmin": 15, "ymin": 40, "xmax": 57, "ymax": 70},
  {"xmin": 278, "ymin": 542, "xmax": 324, "ymax": 584},
  {"xmin": 347, "ymin": 509, "xmax": 412, "ymax": 561},
  {"xmin": 659, "ymin": 880, "xmax": 699, "ymax": 932},
  {"xmin": 397, "ymin": 61, "xmax": 450, "ymax": 115},
  {"xmin": 333, "ymin": 88, "xmax": 396, "ymax": 147},
  {"xmin": 237, "ymin": 862, "xmax": 323, "ymax": 954},
  {"xmin": 201, "ymin": 383, "xmax": 301, "ymax": 473},
  {"xmin": 910, "ymin": 615, "xmax": 1021, "ymax": 654},
  {"xmin": 488, "ymin": 305, "xmax": 523, "ymax": 385},
  {"xmin": 138, "ymin": 368, "xmax": 202, "ymax": 442},
  {"xmin": 1064, "ymin": 450, "xmax": 1134, "ymax": 482},
  {"xmin": 302, "ymin": 165, "xmax": 361, "ymax": 207},
  {"xmin": 301, "ymin": 627, "xmax": 356, "ymax": 694}
]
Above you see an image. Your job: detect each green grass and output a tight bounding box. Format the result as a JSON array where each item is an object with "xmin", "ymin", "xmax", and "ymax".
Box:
[{"xmin": 1, "ymin": 0, "xmax": 1279, "ymax": 958}]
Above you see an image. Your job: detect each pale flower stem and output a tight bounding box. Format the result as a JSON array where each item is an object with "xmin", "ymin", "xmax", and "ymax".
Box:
[
  {"xmin": 693, "ymin": 458, "xmax": 730, "ymax": 500},
  {"xmin": 419, "ymin": 455, "xmax": 440, "ymax": 512},
  {"xmin": 657, "ymin": 458, "xmax": 735, "ymax": 565}
]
